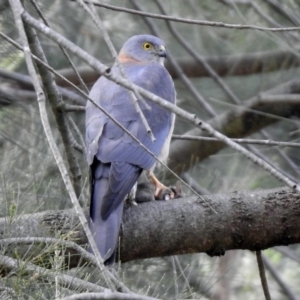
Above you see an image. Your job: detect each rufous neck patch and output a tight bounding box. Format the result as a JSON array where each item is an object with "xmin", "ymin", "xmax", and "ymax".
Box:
[{"xmin": 118, "ymin": 52, "xmax": 141, "ymax": 63}]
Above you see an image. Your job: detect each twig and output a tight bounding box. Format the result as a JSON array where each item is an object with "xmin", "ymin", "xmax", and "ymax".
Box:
[
  {"xmin": 66, "ymin": 114, "xmax": 86, "ymax": 154},
  {"xmin": 170, "ymin": 256, "xmax": 179, "ymax": 298},
  {"xmin": 70, "ymin": 0, "xmax": 300, "ymax": 31},
  {"xmin": 64, "ymin": 104, "xmax": 85, "ymax": 112},
  {"xmin": 57, "ymin": 292, "xmax": 160, "ymax": 300},
  {"xmin": 172, "ymin": 134, "xmax": 300, "ymax": 148},
  {"xmin": 256, "ymin": 251, "xmax": 272, "ymax": 300}
]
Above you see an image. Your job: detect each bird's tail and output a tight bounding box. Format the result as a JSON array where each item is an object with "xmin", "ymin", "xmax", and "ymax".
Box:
[{"xmin": 89, "ymin": 159, "xmax": 141, "ymax": 265}]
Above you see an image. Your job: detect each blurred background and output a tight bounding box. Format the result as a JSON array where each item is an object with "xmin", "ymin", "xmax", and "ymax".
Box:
[{"xmin": 1, "ymin": 0, "xmax": 300, "ymax": 299}]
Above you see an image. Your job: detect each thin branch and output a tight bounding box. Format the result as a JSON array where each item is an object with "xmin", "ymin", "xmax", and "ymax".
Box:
[
  {"xmin": 256, "ymin": 251, "xmax": 271, "ymax": 300},
  {"xmin": 57, "ymin": 292, "xmax": 159, "ymax": 300},
  {"xmin": 66, "ymin": 114, "xmax": 86, "ymax": 154},
  {"xmin": 72, "ymin": 0, "xmax": 300, "ymax": 31},
  {"xmin": 172, "ymin": 134, "xmax": 300, "ymax": 148},
  {"xmin": 64, "ymin": 104, "xmax": 85, "ymax": 112}
]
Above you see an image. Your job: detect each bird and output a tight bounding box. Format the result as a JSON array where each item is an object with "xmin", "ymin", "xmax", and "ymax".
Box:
[{"xmin": 85, "ymin": 34, "xmax": 176, "ymax": 265}]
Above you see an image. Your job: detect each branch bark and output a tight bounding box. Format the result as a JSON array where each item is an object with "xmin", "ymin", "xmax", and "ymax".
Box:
[{"xmin": 1, "ymin": 187, "xmax": 299, "ymax": 266}]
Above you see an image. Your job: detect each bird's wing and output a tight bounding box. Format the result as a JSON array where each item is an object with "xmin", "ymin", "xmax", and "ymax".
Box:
[
  {"xmin": 85, "ymin": 62, "xmax": 175, "ymax": 264},
  {"xmin": 92, "ymin": 63, "xmax": 176, "ymax": 168}
]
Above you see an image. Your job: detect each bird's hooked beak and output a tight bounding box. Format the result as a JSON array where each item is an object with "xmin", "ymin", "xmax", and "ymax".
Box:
[{"xmin": 157, "ymin": 45, "xmax": 167, "ymax": 58}]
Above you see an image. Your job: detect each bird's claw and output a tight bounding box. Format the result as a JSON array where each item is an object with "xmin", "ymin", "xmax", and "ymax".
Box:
[
  {"xmin": 155, "ymin": 184, "xmax": 182, "ymax": 201},
  {"xmin": 125, "ymin": 197, "xmax": 138, "ymax": 206}
]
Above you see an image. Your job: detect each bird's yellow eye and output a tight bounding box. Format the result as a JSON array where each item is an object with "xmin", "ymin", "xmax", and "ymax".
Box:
[{"xmin": 142, "ymin": 42, "xmax": 153, "ymax": 50}]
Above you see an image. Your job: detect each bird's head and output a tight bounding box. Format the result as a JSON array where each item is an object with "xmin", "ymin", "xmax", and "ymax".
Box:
[{"xmin": 118, "ymin": 35, "xmax": 167, "ymax": 65}]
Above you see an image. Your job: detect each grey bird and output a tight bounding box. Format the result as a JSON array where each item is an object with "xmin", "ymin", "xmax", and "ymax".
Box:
[{"xmin": 85, "ymin": 34, "xmax": 176, "ymax": 265}]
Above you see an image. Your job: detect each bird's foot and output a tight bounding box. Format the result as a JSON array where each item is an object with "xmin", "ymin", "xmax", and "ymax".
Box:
[
  {"xmin": 125, "ymin": 195, "xmax": 138, "ymax": 207},
  {"xmin": 155, "ymin": 184, "xmax": 182, "ymax": 200},
  {"xmin": 149, "ymin": 172, "xmax": 182, "ymax": 201}
]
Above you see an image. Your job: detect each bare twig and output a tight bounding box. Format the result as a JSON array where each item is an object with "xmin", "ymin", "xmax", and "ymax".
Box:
[
  {"xmin": 71, "ymin": 0, "xmax": 300, "ymax": 31},
  {"xmin": 172, "ymin": 134, "xmax": 300, "ymax": 148},
  {"xmin": 66, "ymin": 114, "xmax": 86, "ymax": 154},
  {"xmin": 57, "ymin": 292, "xmax": 159, "ymax": 300},
  {"xmin": 64, "ymin": 104, "xmax": 85, "ymax": 112},
  {"xmin": 256, "ymin": 251, "xmax": 272, "ymax": 300}
]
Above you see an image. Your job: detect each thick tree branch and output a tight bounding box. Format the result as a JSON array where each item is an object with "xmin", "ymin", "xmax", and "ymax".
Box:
[{"xmin": 1, "ymin": 187, "xmax": 299, "ymax": 266}]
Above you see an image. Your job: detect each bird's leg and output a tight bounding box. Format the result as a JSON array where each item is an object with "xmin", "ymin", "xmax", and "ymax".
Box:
[
  {"xmin": 148, "ymin": 171, "xmax": 175, "ymax": 200},
  {"xmin": 125, "ymin": 182, "xmax": 138, "ymax": 206}
]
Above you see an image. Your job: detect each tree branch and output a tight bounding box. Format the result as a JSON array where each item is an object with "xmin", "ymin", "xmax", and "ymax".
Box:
[{"xmin": 1, "ymin": 187, "xmax": 300, "ymax": 266}]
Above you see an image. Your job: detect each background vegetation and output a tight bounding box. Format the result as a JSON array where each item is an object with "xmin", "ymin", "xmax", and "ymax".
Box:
[{"xmin": 1, "ymin": 0, "xmax": 300, "ymax": 299}]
